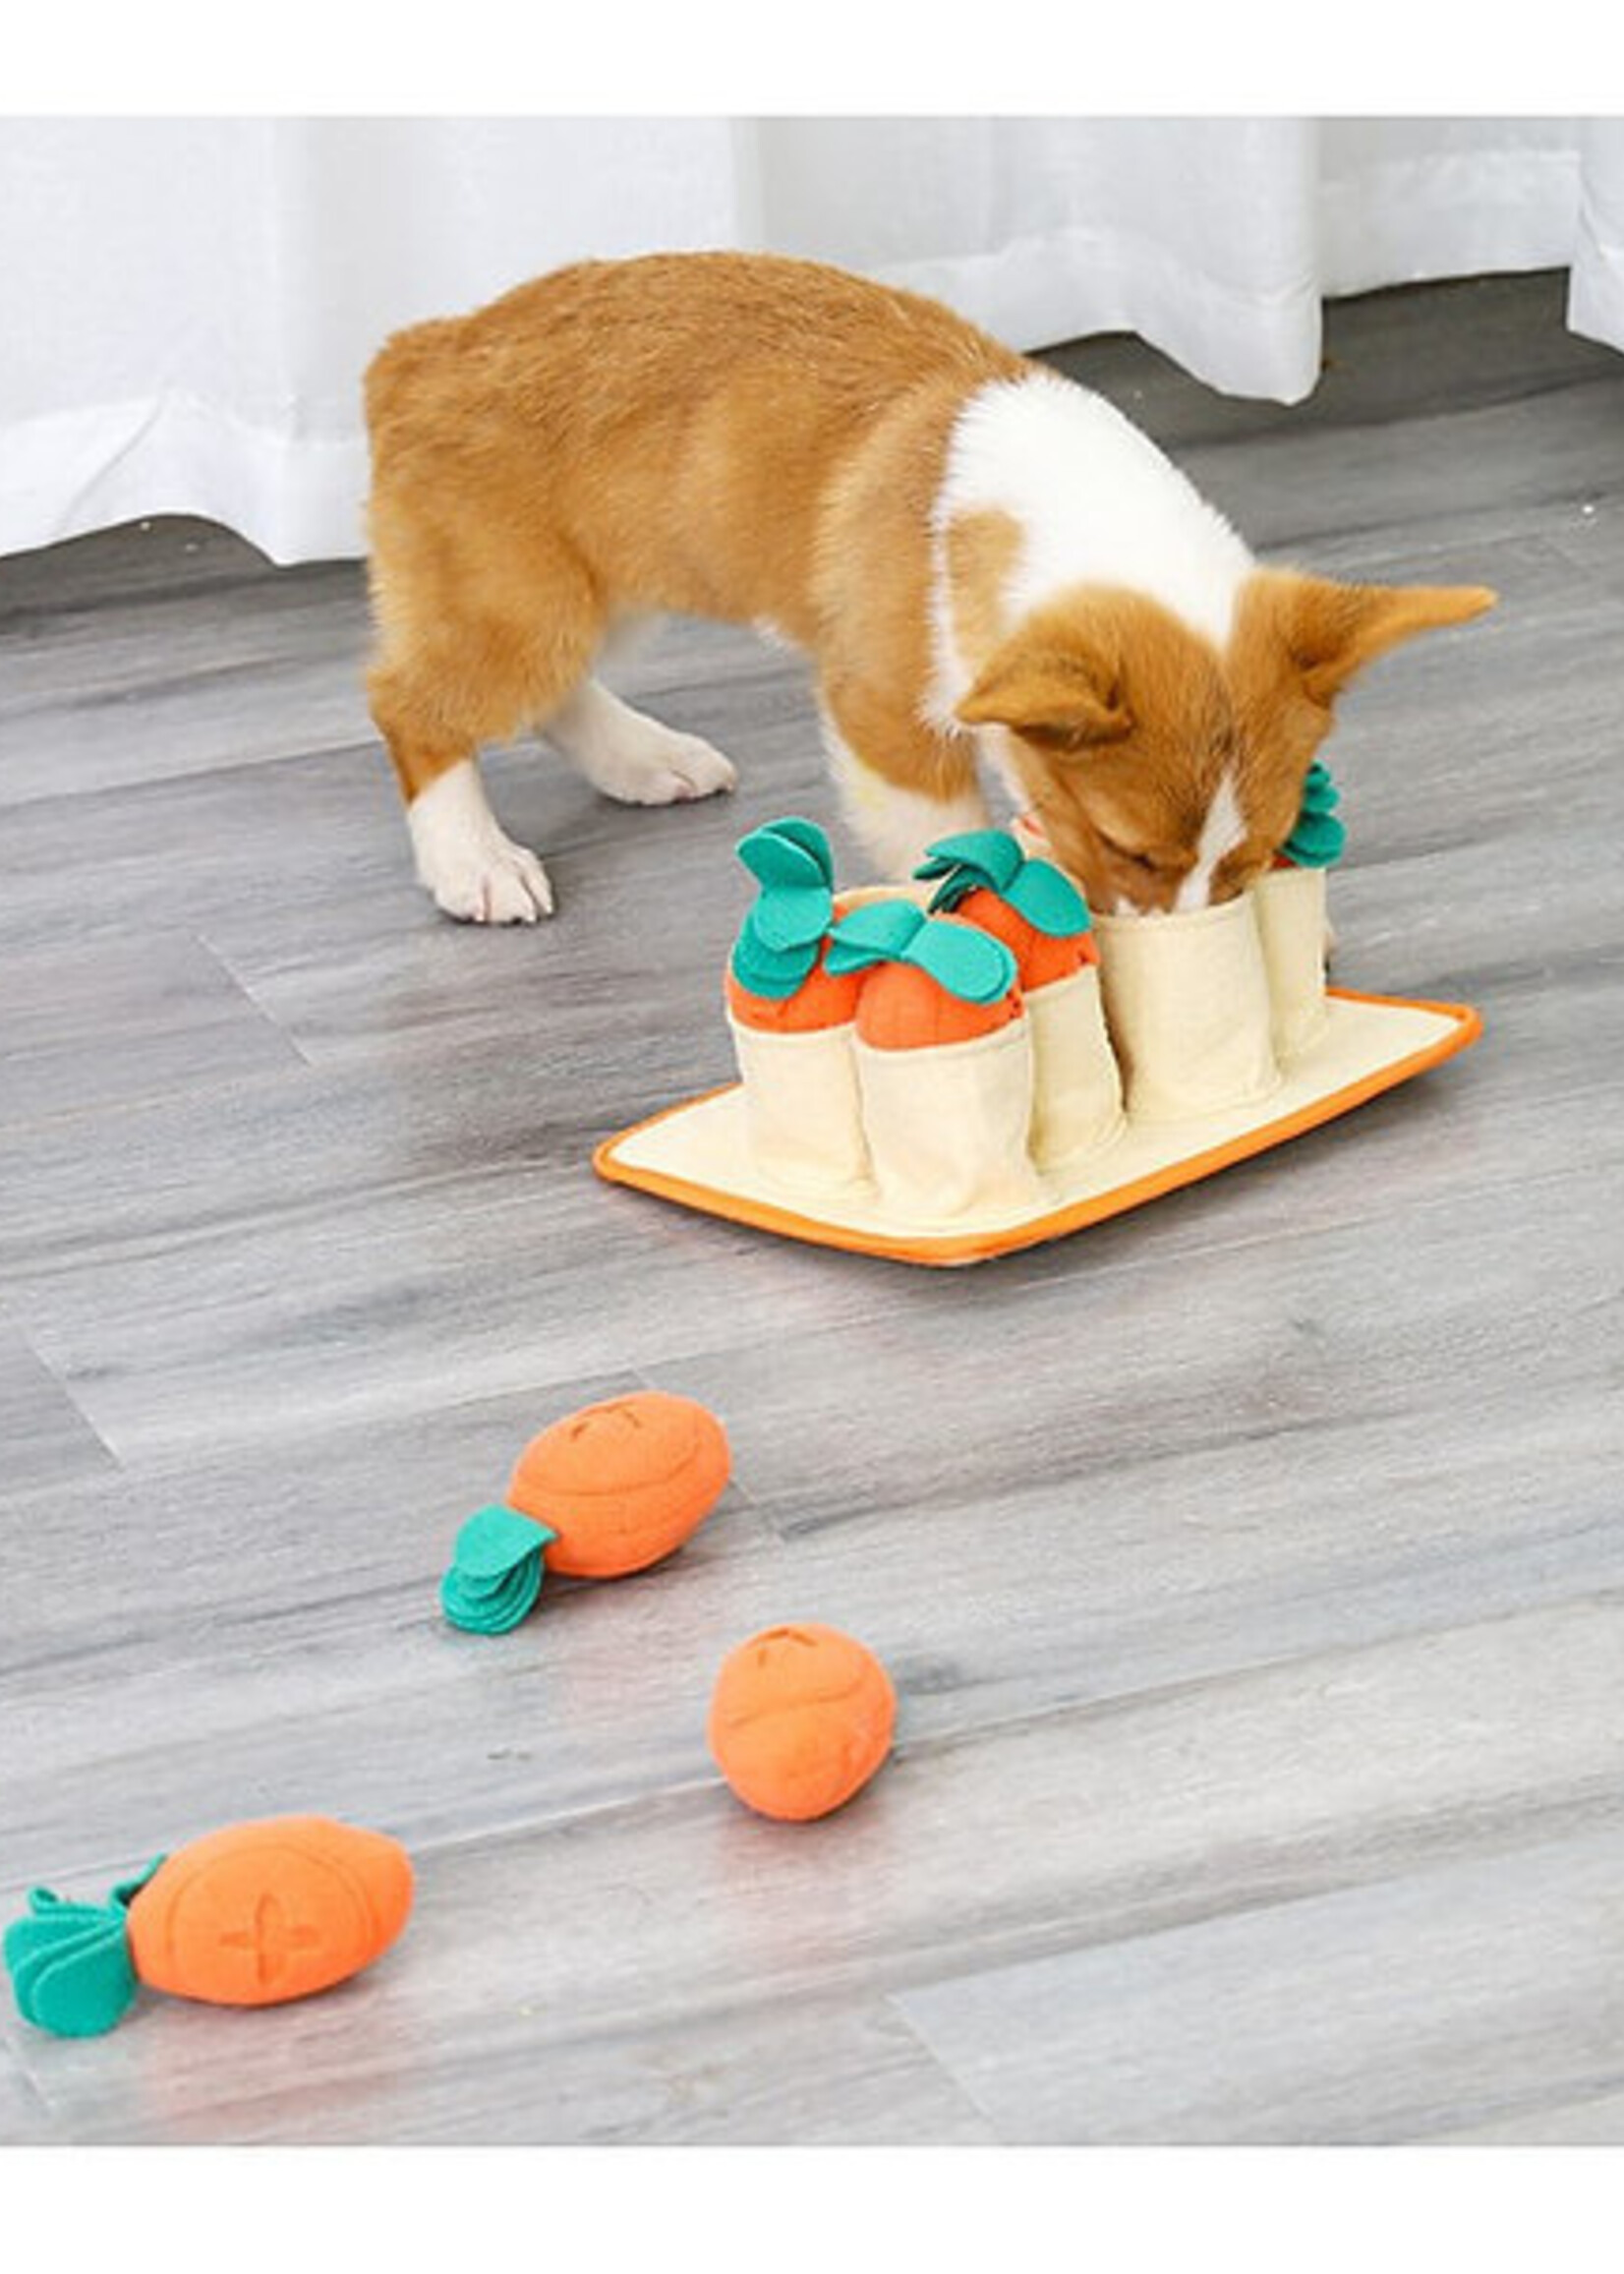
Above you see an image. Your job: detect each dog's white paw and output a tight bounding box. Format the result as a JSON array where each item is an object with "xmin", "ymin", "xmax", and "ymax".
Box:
[
  {"xmin": 600, "ymin": 729, "xmax": 738, "ymax": 807},
  {"xmin": 550, "ymin": 682, "xmax": 737, "ymax": 806},
  {"xmin": 430, "ymin": 841, "xmax": 555, "ymax": 925},
  {"xmin": 408, "ymin": 764, "xmax": 555, "ymax": 924}
]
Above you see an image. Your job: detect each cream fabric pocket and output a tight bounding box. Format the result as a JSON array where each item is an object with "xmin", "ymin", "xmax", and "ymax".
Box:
[
  {"xmin": 1095, "ymin": 898, "xmax": 1281, "ymax": 1124},
  {"xmin": 1024, "ymin": 966, "xmax": 1125, "ymax": 1170},
  {"xmin": 853, "ymin": 1017, "xmax": 1042, "ymax": 1224},
  {"xmin": 1250, "ymin": 866, "xmax": 1331, "ymax": 1063},
  {"xmin": 727, "ymin": 1016, "xmax": 871, "ymax": 1193}
]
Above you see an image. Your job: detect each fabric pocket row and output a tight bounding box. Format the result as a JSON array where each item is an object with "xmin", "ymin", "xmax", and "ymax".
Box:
[{"xmin": 724, "ymin": 821, "xmax": 1332, "ymax": 1228}]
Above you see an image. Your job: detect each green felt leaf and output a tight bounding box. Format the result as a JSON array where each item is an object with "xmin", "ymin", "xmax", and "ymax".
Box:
[
  {"xmin": 1279, "ymin": 761, "xmax": 1345, "ymax": 867},
  {"xmin": 749, "ymin": 882, "xmax": 834, "ymax": 953},
  {"xmin": 450, "ymin": 1503, "xmax": 555, "ymax": 1581},
  {"xmin": 1282, "ymin": 807, "xmax": 1346, "ymax": 867},
  {"xmin": 441, "ymin": 1559, "xmax": 544, "ymax": 1635},
  {"xmin": 1302, "ymin": 759, "xmax": 1340, "ymax": 811},
  {"xmin": 906, "ymin": 918, "xmax": 1017, "ymax": 1005},
  {"xmin": 828, "ymin": 900, "xmax": 1015, "ymax": 1004},
  {"xmin": 729, "ymin": 924, "xmax": 821, "ymax": 1000},
  {"xmin": 735, "ymin": 828, "xmax": 827, "ymax": 892},
  {"xmin": 731, "ymin": 821, "xmax": 838, "ymax": 999},
  {"xmin": 109, "ymin": 1856, "xmax": 165, "ymax": 1912},
  {"xmin": 825, "ymin": 899, "xmax": 927, "ymax": 972},
  {"xmin": 914, "ymin": 829, "xmax": 1023, "ymax": 893},
  {"xmin": 441, "ymin": 1503, "xmax": 554, "ymax": 1635},
  {"xmin": 1007, "ymin": 858, "xmax": 1092, "ymax": 936},
  {"xmin": 4, "ymin": 1890, "xmax": 139, "ymax": 2037},
  {"xmin": 759, "ymin": 816, "xmax": 835, "ymax": 882}
]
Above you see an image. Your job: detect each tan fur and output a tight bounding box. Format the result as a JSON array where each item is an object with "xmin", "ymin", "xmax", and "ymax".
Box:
[
  {"xmin": 959, "ymin": 589, "xmax": 1240, "ymax": 907},
  {"xmin": 366, "ymin": 253, "xmax": 1019, "ymax": 806},
  {"xmin": 365, "ymin": 250, "xmax": 1495, "ymax": 913},
  {"xmin": 944, "ymin": 509, "xmax": 1023, "ymax": 682}
]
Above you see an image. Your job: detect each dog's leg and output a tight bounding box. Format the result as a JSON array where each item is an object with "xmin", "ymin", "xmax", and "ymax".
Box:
[
  {"xmin": 368, "ymin": 549, "xmax": 604, "ymax": 922},
  {"xmin": 544, "ymin": 677, "xmax": 737, "ymax": 807},
  {"xmin": 370, "ymin": 650, "xmax": 559, "ymax": 924},
  {"xmin": 400, "ymin": 759, "xmax": 555, "ymax": 924},
  {"xmin": 820, "ymin": 681, "xmax": 991, "ymax": 880}
]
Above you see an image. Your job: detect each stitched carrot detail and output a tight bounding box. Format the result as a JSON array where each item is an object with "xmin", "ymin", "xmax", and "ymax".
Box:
[
  {"xmin": 4, "ymin": 1817, "xmax": 413, "ymax": 2036},
  {"xmin": 708, "ymin": 1624, "xmax": 897, "ymax": 1822},
  {"xmin": 915, "ymin": 827, "xmax": 1099, "ymax": 983},
  {"xmin": 826, "ymin": 899, "xmax": 1020, "ymax": 1050}
]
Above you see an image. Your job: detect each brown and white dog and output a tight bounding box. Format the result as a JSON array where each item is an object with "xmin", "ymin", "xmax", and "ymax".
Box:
[{"xmin": 364, "ymin": 251, "xmax": 1494, "ymax": 922}]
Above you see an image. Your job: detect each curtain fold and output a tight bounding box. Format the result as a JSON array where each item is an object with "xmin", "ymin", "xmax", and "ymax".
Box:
[
  {"xmin": 753, "ymin": 118, "xmax": 1328, "ymax": 402},
  {"xmin": 1, "ymin": 115, "xmax": 1617, "ymax": 566},
  {"xmin": 1571, "ymin": 116, "xmax": 1624, "ymax": 350}
]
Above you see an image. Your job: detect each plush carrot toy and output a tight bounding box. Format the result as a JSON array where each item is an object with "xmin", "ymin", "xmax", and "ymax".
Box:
[
  {"xmin": 825, "ymin": 899, "xmax": 1038, "ymax": 1221},
  {"xmin": 440, "ymin": 1391, "xmax": 730, "ymax": 1633},
  {"xmin": 824, "ymin": 899, "xmax": 1020, "ymax": 1048},
  {"xmin": 725, "ymin": 817, "xmax": 846, "ymax": 1023},
  {"xmin": 914, "ymin": 827, "xmax": 1098, "ymax": 984},
  {"xmin": 708, "ymin": 1624, "xmax": 897, "ymax": 1822},
  {"xmin": 726, "ymin": 948, "xmax": 863, "ymax": 1035},
  {"xmin": 4, "ymin": 1816, "xmax": 413, "ymax": 2037},
  {"xmin": 724, "ymin": 817, "xmax": 877, "ymax": 1191},
  {"xmin": 916, "ymin": 826, "xmax": 1123, "ymax": 1174}
]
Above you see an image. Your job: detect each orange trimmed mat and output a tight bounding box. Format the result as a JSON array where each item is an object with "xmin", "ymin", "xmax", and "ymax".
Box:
[{"xmin": 594, "ymin": 988, "xmax": 1480, "ymax": 1267}]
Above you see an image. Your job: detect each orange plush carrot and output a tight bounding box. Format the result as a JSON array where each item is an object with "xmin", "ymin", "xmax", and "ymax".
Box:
[
  {"xmin": 129, "ymin": 1817, "xmax": 412, "ymax": 2008},
  {"xmin": 728, "ymin": 883, "xmax": 869, "ymax": 1031},
  {"xmin": 914, "ymin": 828, "xmax": 1099, "ymax": 985},
  {"xmin": 725, "ymin": 948, "xmax": 864, "ymax": 1033},
  {"xmin": 824, "ymin": 900, "xmax": 1021, "ymax": 1051},
  {"xmin": 708, "ymin": 1623, "xmax": 897, "ymax": 1822},
  {"xmin": 5, "ymin": 1816, "xmax": 414, "ymax": 2036},
  {"xmin": 506, "ymin": 1390, "xmax": 730, "ymax": 1579},
  {"xmin": 856, "ymin": 942, "xmax": 1024, "ymax": 1049},
  {"xmin": 950, "ymin": 882, "xmax": 1098, "ymax": 985}
]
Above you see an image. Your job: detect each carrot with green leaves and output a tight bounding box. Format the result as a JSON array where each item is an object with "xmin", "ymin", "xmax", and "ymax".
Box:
[
  {"xmin": 5, "ymin": 1817, "xmax": 413, "ymax": 2037},
  {"xmin": 914, "ymin": 826, "xmax": 1098, "ymax": 984}
]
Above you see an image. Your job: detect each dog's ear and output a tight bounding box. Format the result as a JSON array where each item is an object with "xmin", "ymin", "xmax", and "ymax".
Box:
[
  {"xmin": 956, "ymin": 632, "xmax": 1131, "ymax": 751},
  {"xmin": 1245, "ymin": 570, "xmax": 1497, "ymax": 707}
]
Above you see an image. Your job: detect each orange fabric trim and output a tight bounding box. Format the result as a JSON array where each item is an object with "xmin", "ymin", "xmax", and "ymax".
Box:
[{"xmin": 592, "ymin": 991, "xmax": 1482, "ymax": 1268}]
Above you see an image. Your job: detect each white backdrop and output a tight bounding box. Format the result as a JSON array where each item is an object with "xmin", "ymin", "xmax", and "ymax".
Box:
[{"xmin": 2, "ymin": 116, "xmax": 1619, "ymax": 564}]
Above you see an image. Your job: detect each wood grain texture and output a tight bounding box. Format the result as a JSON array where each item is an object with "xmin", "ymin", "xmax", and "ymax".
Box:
[
  {"xmin": 894, "ymin": 1825, "xmax": 1624, "ymax": 2144},
  {"xmin": 0, "ymin": 931, "xmax": 303, "ymax": 1128},
  {"xmin": 0, "ymin": 1325, "xmax": 115, "ymax": 1496},
  {"xmin": 1, "ymin": 271, "xmax": 1621, "ymax": 2143}
]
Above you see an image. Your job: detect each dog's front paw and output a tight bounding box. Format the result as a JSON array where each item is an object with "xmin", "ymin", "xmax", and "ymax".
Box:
[
  {"xmin": 429, "ymin": 841, "xmax": 556, "ymax": 925},
  {"xmin": 408, "ymin": 766, "xmax": 555, "ymax": 924}
]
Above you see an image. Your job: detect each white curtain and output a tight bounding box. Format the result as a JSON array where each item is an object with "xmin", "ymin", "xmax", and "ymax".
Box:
[{"xmin": 2, "ymin": 115, "xmax": 1618, "ymax": 566}]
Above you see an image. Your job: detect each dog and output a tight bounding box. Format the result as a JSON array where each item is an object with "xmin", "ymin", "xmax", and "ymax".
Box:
[{"xmin": 363, "ymin": 251, "xmax": 1495, "ymax": 922}]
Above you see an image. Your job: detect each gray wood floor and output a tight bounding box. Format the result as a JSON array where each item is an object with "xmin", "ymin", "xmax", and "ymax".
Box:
[{"xmin": 1, "ymin": 270, "xmax": 1621, "ymax": 2146}]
